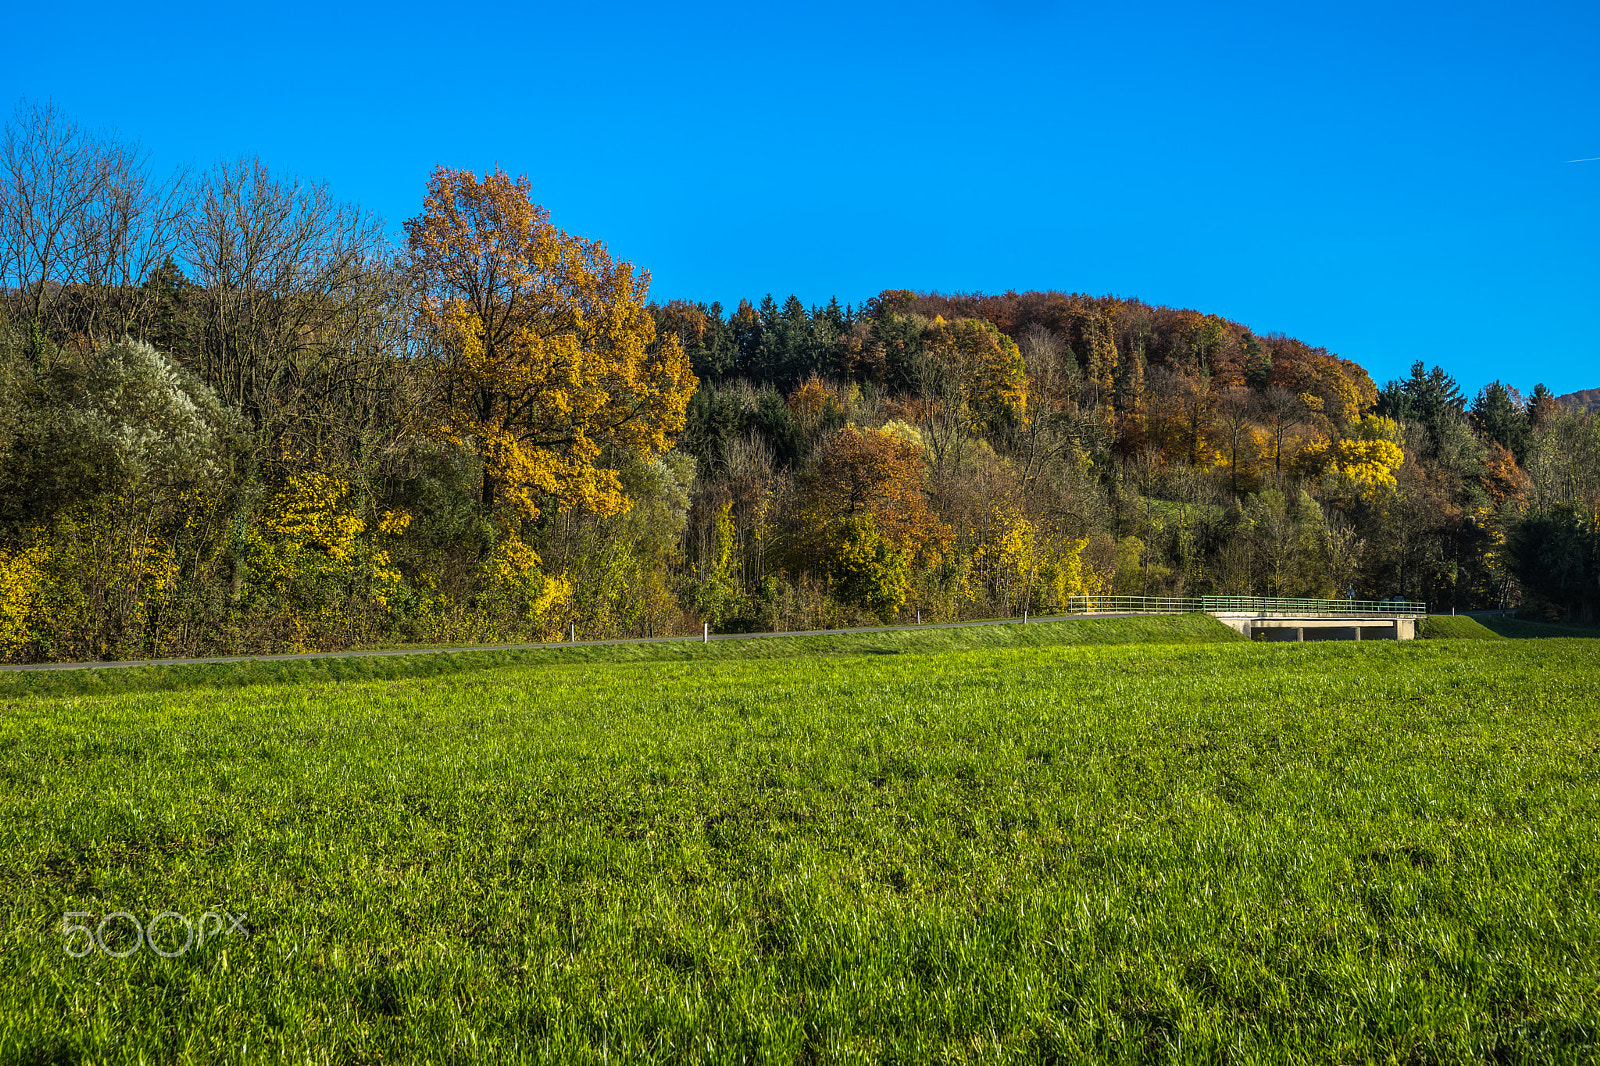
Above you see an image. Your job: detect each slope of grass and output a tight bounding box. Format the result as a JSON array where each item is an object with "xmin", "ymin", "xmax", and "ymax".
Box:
[
  {"xmin": 1417, "ymin": 614, "xmax": 1506, "ymax": 639},
  {"xmin": 0, "ymin": 611, "xmax": 1240, "ymax": 701},
  {"xmin": 2, "ymin": 636, "xmax": 1599, "ymax": 1062}
]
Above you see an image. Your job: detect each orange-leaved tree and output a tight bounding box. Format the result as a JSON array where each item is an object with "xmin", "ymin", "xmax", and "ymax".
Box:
[
  {"xmin": 791, "ymin": 424, "xmax": 951, "ymax": 567},
  {"xmin": 406, "ymin": 167, "xmax": 695, "ymax": 522},
  {"xmin": 782, "ymin": 424, "xmax": 950, "ymax": 620}
]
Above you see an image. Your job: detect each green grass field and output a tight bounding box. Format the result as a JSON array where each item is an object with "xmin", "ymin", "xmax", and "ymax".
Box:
[{"xmin": 3, "ymin": 615, "xmax": 1598, "ymax": 1063}]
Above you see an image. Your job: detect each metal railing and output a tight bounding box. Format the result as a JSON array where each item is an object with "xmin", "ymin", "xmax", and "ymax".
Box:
[{"xmin": 1054, "ymin": 595, "xmax": 1428, "ymax": 616}]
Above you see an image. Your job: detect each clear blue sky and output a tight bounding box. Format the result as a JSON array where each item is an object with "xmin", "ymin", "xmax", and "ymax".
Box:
[{"xmin": 3, "ymin": 1, "xmax": 1596, "ymax": 394}]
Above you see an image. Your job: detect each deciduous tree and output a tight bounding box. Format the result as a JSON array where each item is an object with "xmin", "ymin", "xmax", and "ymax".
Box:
[
  {"xmin": 406, "ymin": 167, "xmax": 694, "ymax": 522},
  {"xmin": 791, "ymin": 424, "xmax": 949, "ymax": 567}
]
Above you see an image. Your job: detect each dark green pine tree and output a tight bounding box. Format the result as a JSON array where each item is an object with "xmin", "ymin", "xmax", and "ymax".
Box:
[
  {"xmin": 815, "ymin": 296, "xmax": 851, "ymax": 380},
  {"xmin": 1528, "ymin": 383, "xmax": 1559, "ymax": 429},
  {"xmin": 730, "ymin": 298, "xmax": 764, "ymax": 381},
  {"xmin": 819, "ymin": 296, "xmax": 847, "ymax": 335},
  {"xmin": 749, "ymin": 294, "xmax": 784, "ymax": 385},
  {"xmin": 1469, "ymin": 381, "xmax": 1529, "ymax": 461},
  {"xmin": 778, "ymin": 294, "xmax": 812, "ymax": 387},
  {"xmin": 142, "ymin": 256, "xmax": 194, "ymax": 361},
  {"xmin": 1243, "ymin": 334, "xmax": 1272, "ymax": 390},
  {"xmin": 749, "ymin": 387, "xmax": 804, "ymax": 467},
  {"xmin": 1377, "ymin": 361, "xmax": 1467, "ymax": 455},
  {"xmin": 696, "ymin": 301, "xmax": 738, "ymax": 382}
]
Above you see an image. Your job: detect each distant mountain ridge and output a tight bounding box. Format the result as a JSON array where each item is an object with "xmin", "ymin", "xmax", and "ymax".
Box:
[{"xmin": 1559, "ymin": 388, "xmax": 1600, "ymax": 412}]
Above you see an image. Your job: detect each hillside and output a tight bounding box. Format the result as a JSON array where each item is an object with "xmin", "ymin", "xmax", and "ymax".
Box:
[
  {"xmin": 881, "ymin": 289, "xmax": 1374, "ymax": 401},
  {"xmin": 4, "ymin": 95, "xmax": 1599, "ymax": 663},
  {"xmin": 1558, "ymin": 387, "xmax": 1600, "ymax": 411}
]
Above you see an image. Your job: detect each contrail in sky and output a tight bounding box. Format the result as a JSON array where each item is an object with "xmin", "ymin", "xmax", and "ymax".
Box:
[{"xmin": 1568, "ymin": 157, "xmax": 1600, "ymax": 162}]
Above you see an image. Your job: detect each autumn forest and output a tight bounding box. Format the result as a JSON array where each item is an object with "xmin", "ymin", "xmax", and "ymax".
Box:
[{"xmin": 2, "ymin": 102, "xmax": 1596, "ymax": 663}]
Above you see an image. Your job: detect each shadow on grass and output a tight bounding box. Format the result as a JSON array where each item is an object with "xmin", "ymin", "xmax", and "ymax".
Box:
[{"xmin": 1476, "ymin": 614, "xmax": 1600, "ymax": 640}]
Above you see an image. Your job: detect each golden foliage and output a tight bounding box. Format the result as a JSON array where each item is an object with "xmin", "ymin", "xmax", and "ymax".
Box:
[
  {"xmin": 0, "ymin": 544, "xmax": 46, "ymax": 656},
  {"xmin": 824, "ymin": 514, "xmax": 910, "ymax": 619},
  {"xmin": 1350, "ymin": 413, "xmax": 1404, "ymax": 445},
  {"xmin": 1293, "ymin": 415, "xmax": 1405, "ymax": 500},
  {"xmin": 973, "ymin": 507, "xmax": 1035, "ymax": 589},
  {"xmin": 971, "ymin": 508, "xmax": 1098, "ymax": 613},
  {"xmin": 479, "ymin": 533, "xmax": 571, "ymax": 639},
  {"xmin": 260, "ymin": 471, "xmax": 369, "ymax": 564},
  {"xmin": 797, "ymin": 425, "xmax": 952, "ymax": 565},
  {"xmin": 924, "ymin": 317, "xmax": 1029, "ymax": 428},
  {"xmin": 245, "ymin": 473, "xmax": 409, "ymax": 648},
  {"xmin": 407, "ymin": 167, "xmax": 696, "ymax": 523},
  {"xmin": 877, "ymin": 419, "xmax": 923, "ymax": 449},
  {"xmin": 1481, "ymin": 442, "xmax": 1531, "ymax": 506},
  {"xmin": 787, "ymin": 374, "xmax": 844, "ymax": 438},
  {"xmin": 27, "ymin": 506, "xmax": 187, "ymax": 660},
  {"xmin": 1295, "ymin": 352, "xmax": 1375, "ymax": 426}
]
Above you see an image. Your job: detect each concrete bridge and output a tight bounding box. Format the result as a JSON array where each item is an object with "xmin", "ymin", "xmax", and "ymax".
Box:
[
  {"xmin": 1060, "ymin": 595, "xmax": 1427, "ymax": 641},
  {"xmin": 1211, "ymin": 612, "xmax": 1418, "ymax": 641}
]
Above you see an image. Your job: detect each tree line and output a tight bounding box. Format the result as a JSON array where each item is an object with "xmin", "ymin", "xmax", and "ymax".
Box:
[{"xmin": 0, "ymin": 100, "xmax": 1595, "ymax": 663}]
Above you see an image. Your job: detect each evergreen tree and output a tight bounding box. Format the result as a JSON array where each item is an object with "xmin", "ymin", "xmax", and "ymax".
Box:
[
  {"xmin": 750, "ymin": 388, "xmax": 803, "ymax": 468},
  {"xmin": 730, "ymin": 298, "xmax": 763, "ymax": 380},
  {"xmin": 1378, "ymin": 361, "xmax": 1468, "ymax": 456},
  {"xmin": 1243, "ymin": 334, "xmax": 1271, "ymax": 390},
  {"xmin": 777, "ymin": 294, "xmax": 812, "ymax": 386},
  {"xmin": 1528, "ymin": 383, "xmax": 1559, "ymax": 429},
  {"xmin": 1469, "ymin": 381, "xmax": 1529, "ymax": 461}
]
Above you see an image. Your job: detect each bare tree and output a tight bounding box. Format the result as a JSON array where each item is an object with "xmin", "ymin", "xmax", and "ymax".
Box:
[
  {"xmin": 724, "ymin": 431, "xmax": 780, "ymax": 586},
  {"xmin": 0, "ymin": 101, "xmax": 100, "ymax": 355},
  {"xmin": 70, "ymin": 138, "xmax": 189, "ymax": 344},
  {"xmin": 1322, "ymin": 511, "xmax": 1365, "ymax": 598},
  {"xmin": 1259, "ymin": 387, "xmax": 1313, "ymax": 476},
  {"xmin": 181, "ymin": 157, "xmax": 416, "ymax": 469},
  {"xmin": 1011, "ymin": 326, "xmax": 1072, "ymax": 485},
  {"xmin": 1214, "ymin": 387, "xmax": 1261, "ymax": 495},
  {"xmin": 0, "ymin": 100, "xmax": 189, "ymax": 355}
]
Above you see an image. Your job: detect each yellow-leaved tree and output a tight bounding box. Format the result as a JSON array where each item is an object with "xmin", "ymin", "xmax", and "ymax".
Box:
[
  {"xmin": 916, "ymin": 317, "xmax": 1028, "ymax": 477},
  {"xmin": 406, "ymin": 167, "xmax": 696, "ymax": 522},
  {"xmin": 1293, "ymin": 414, "xmax": 1405, "ymax": 501}
]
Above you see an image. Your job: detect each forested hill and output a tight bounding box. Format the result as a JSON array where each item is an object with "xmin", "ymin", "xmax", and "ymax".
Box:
[
  {"xmin": 657, "ymin": 289, "xmax": 1376, "ymax": 418},
  {"xmin": 653, "ymin": 284, "xmax": 1593, "ymax": 631},
  {"xmin": 1559, "ymin": 388, "xmax": 1600, "ymax": 412},
  {"xmin": 883, "ymin": 289, "xmax": 1375, "ymax": 401}
]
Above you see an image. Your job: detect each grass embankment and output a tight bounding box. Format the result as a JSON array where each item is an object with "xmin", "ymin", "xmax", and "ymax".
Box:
[
  {"xmin": 0, "ymin": 612, "xmax": 1238, "ymax": 700},
  {"xmin": 2, "ymin": 619, "xmax": 1599, "ymax": 1062},
  {"xmin": 1417, "ymin": 615, "xmax": 1505, "ymax": 639}
]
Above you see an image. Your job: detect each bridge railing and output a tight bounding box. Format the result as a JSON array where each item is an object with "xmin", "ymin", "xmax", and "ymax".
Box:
[{"xmin": 1055, "ymin": 595, "xmax": 1428, "ymax": 615}]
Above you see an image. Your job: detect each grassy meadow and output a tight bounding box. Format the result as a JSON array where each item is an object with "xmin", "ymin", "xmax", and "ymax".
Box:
[{"xmin": 2, "ymin": 615, "xmax": 1598, "ymax": 1063}]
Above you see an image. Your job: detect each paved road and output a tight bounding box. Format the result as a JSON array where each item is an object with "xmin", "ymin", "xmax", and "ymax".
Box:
[{"xmin": 0, "ymin": 612, "xmax": 1157, "ymax": 672}]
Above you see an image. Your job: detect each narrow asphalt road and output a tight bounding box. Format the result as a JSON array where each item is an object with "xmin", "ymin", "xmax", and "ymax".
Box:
[{"xmin": 0, "ymin": 612, "xmax": 1158, "ymax": 672}]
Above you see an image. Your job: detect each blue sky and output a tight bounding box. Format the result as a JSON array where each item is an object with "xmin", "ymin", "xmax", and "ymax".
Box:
[{"xmin": 3, "ymin": 1, "xmax": 1596, "ymax": 394}]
